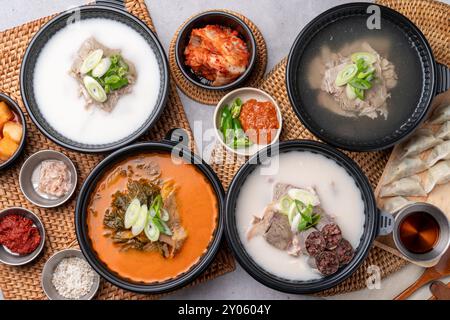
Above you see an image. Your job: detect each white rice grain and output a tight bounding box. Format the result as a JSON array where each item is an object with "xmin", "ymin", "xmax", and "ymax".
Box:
[{"xmin": 51, "ymin": 257, "xmax": 95, "ymax": 299}]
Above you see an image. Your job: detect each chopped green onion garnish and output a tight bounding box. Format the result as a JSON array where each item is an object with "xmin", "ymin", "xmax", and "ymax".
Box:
[{"xmin": 335, "ymin": 53, "xmax": 378, "ymax": 101}]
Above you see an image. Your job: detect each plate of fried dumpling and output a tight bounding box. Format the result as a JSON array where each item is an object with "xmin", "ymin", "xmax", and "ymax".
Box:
[{"xmin": 378, "ymin": 100, "xmax": 450, "ymax": 200}]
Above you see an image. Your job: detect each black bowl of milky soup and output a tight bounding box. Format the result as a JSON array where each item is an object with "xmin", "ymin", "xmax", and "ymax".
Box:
[
  {"xmin": 225, "ymin": 141, "xmax": 393, "ymax": 294},
  {"xmin": 20, "ymin": 4, "xmax": 169, "ymax": 153},
  {"xmin": 286, "ymin": 3, "xmax": 450, "ymax": 152}
]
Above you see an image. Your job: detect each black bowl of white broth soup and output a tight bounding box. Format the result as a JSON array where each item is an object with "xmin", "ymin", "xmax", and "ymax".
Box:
[
  {"xmin": 286, "ymin": 3, "xmax": 450, "ymax": 152},
  {"xmin": 225, "ymin": 140, "xmax": 394, "ymax": 294},
  {"xmin": 20, "ymin": 2, "xmax": 169, "ymax": 153}
]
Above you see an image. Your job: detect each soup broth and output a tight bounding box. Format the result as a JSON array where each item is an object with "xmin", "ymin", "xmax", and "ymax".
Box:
[
  {"xmin": 87, "ymin": 153, "xmax": 218, "ymax": 283},
  {"xmin": 33, "ymin": 18, "xmax": 161, "ymax": 145},
  {"xmin": 399, "ymin": 212, "xmax": 440, "ymax": 254},
  {"xmin": 296, "ymin": 16, "xmax": 423, "ymax": 143},
  {"xmin": 236, "ymin": 151, "xmax": 365, "ymax": 281}
]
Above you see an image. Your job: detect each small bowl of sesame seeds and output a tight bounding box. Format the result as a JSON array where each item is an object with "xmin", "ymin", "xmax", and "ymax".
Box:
[{"xmin": 41, "ymin": 249, "xmax": 100, "ymax": 300}]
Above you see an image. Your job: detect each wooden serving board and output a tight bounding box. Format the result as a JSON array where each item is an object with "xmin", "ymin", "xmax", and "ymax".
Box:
[{"xmin": 375, "ymin": 90, "xmax": 450, "ymax": 267}]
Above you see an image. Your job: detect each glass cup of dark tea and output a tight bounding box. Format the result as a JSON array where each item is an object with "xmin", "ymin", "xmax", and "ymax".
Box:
[{"xmin": 393, "ymin": 203, "xmax": 450, "ymax": 264}]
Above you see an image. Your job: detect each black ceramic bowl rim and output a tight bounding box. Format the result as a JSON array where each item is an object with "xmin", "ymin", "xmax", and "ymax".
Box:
[
  {"xmin": 175, "ymin": 10, "xmax": 257, "ymax": 91},
  {"xmin": 20, "ymin": 4, "xmax": 169, "ymax": 153},
  {"xmin": 286, "ymin": 2, "xmax": 436, "ymax": 152},
  {"xmin": 75, "ymin": 139, "xmax": 225, "ymax": 293},
  {"xmin": 0, "ymin": 93, "xmax": 27, "ymax": 170},
  {"xmin": 225, "ymin": 140, "xmax": 378, "ymax": 294}
]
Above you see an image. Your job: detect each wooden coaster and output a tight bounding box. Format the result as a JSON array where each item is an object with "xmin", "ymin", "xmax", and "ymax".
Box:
[{"xmin": 169, "ymin": 9, "xmax": 268, "ymax": 105}]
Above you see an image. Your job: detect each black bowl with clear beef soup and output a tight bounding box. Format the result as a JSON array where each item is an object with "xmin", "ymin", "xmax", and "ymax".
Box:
[{"xmin": 286, "ymin": 3, "xmax": 450, "ymax": 151}]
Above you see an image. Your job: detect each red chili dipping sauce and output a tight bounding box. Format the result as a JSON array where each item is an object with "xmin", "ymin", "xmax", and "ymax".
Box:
[
  {"xmin": 239, "ymin": 99, "xmax": 279, "ymax": 144},
  {"xmin": 0, "ymin": 214, "xmax": 41, "ymax": 255}
]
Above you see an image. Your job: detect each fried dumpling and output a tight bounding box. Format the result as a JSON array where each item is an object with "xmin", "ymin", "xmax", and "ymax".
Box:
[
  {"xmin": 436, "ymin": 121, "xmax": 450, "ymax": 140},
  {"xmin": 383, "ymin": 156, "xmax": 427, "ymax": 185},
  {"xmin": 382, "ymin": 196, "xmax": 413, "ymax": 213},
  {"xmin": 399, "ymin": 129, "xmax": 442, "ymax": 159},
  {"xmin": 430, "ymin": 104, "xmax": 450, "ymax": 125},
  {"xmin": 423, "ymin": 160, "xmax": 450, "ymax": 193},
  {"xmin": 380, "ymin": 175, "xmax": 426, "ymax": 198},
  {"xmin": 426, "ymin": 140, "xmax": 450, "ymax": 167}
]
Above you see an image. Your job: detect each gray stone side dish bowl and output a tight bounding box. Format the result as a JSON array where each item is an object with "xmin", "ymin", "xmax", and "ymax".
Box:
[
  {"xmin": 175, "ymin": 10, "xmax": 257, "ymax": 91},
  {"xmin": 286, "ymin": 2, "xmax": 450, "ymax": 152},
  {"xmin": 42, "ymin": 249, "xmax": 100, "ymax": 300},
  {"xmin": 20, "ymin": 4, "xmax": 169, "ymax": 153}
]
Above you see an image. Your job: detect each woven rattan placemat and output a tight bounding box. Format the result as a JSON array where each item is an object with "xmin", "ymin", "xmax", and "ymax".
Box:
[
  {"xmin": 0, "ymin": 0, "xmax": 235, "ymax": 300},
  {"xmin": 169, "ymin": 9, "xmax": 267, "ymax": 105},
  {"xmin": 211, "ymin": 0, "xmax": 449, "ymax": 296}
]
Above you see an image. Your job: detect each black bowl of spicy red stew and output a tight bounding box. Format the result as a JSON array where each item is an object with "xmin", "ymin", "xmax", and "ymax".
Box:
[
  {"xmin": 75, "ymin": 129, "xmax": 225, "ymax": 293},
  {"xmin": 175, "ymin": 11, "xmax": 257, "ymax": 91}
]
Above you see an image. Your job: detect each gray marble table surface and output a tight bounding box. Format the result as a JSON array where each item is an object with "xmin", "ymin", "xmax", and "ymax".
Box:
[{"xmin": 1, "ymin": 0, "xmax": 449, "ymax": 300}]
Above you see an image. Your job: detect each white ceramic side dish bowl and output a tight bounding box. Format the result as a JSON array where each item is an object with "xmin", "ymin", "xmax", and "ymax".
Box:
[{"xmin": 214, "ymin": 87, "xmax": 282, "ymax": 157}]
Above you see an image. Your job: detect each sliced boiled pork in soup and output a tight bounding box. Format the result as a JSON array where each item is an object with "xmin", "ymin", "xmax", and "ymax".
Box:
[
  {"xmin": 239, "ymin": 152, "xmax": 363, "ymax": 280},
  {"xmin": 320, "ymin": 42, "xmax": 397, "ymax": 119},
  {"xmin": 33, "ymin": 18, "xmax": 161, "ymax": 145}
]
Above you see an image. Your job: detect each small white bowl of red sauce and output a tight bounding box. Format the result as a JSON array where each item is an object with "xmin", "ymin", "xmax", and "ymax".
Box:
[{"xmin": 214, "ymin": 87, "xmax": 282, "ymax": 156}]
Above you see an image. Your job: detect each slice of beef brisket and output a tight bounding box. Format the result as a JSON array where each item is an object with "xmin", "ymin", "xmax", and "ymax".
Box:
[{"xmin": 263, "ymin": 211, "xmax": 293, "ymax": 250}]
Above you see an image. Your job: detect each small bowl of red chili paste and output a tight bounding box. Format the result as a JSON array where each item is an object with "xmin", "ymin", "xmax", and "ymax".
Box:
[
  {"xmin": 0, "ymin": 207, "xmax": 45, "ymax": 266},
  {"xmin": 214, "ymin": 87, "xmax": 282, "ymax": 156}
]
